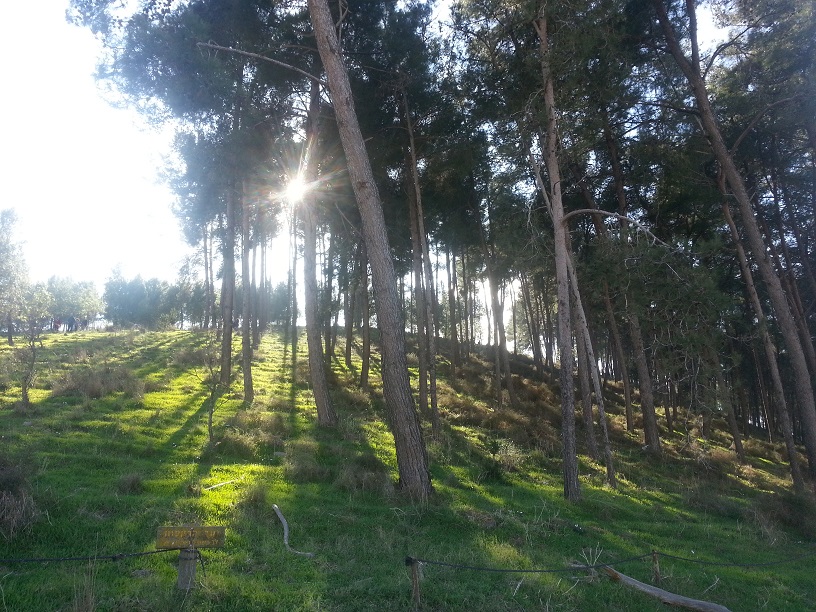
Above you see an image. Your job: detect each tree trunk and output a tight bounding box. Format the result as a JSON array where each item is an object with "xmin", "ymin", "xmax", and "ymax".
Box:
[
  {"xmin": 219, "ymin": 191, "xmax": 236, "ymax": 387},
  {"xmin": 568, "ymin": 252, "xmax": 616, "ymax": 487},
  {"xmin": 628, "ymin": 312, "xmax": 662, "ymax": 455},
  {"xmin": 406, "ymin": 160, "xmax": 429, "ymax": 417},
  {"xmin": 308, "ymin": 0, "xmax": 432, "ymax": 501},
  {"xmin": 241, "ymin": 181, "xmax": 254, "ymax": 404},
  {"xmin": 403, "ymin": 89, "xmax": 440, "ymax": 435},
  {"xmin": 603, "ymin": 283, "xmax": 633, "ymax": 430},
  {"xmin": 360, "ymin": 241, "xmax": 371, "ymax": 390},
  {"xmin": 321, "ymin": 224, "xmax": 335, "ymax": 361},
  {"xmin": 520, "ymin": 274, "xmax": 545, "ymax": 378},
  {"xmin": 303, "ymin": 80, "xmax": 338, "ymax": 427},
  {"xmin": 345, "ymin": 241, "xmax": 362, "ymax": 369},
  {"xmin": 576, "ymin": 313, "xmax": 600, "ymax": 461},
  {"xmin": 446, "ymin": 247, "xmax": 460, "ymax": 378},
  {"xmin": 203, "ymin": 225, "xmax": 211, "ymax": 331},
  {"xmin": 532, "ymin": 14, "xmax": 580, "ymax": 502}
]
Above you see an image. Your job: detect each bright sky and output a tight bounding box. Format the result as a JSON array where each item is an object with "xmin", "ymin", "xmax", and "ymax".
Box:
[{"xmin": 1, "ymin": 0, "xmax": 191, "ymax": 292}]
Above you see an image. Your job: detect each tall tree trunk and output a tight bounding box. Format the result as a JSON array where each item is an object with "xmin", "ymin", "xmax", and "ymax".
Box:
[
  {"xmin": 219, "ymin": 190, "xmax": 236, "ymax": 387},
  {"xmin": 603, "ymin": 284, "xmax": 633, "ymax": 431},
  {"xmin": 289, "ymin": 205, "xmax": 299, "ymax": 378},
  {"xmin": 576, "ymin": 313, "xmax": 600, "ymax": 461},
  {"xmin": 202, "ymin": 224, "xmax": 211, "ymax": 331},
  {"xmin": 532, "ymin": 14, "xmax": 580, "ymax": 502},
  {"xmin": 360, "ymin": 240, "xmax": 371, "ymax": 390},
  {"xmin": 567, "ymin": 252, "xmax": 616, "ymax": 487},
  {"xmin": 477, "ymin": 212, "xmax": 518, "ymax": 409},
  {"xmin": 302, "ymin": 80, "xmax": 338, "ymax": 427},
  {"xmin": 251, "ymin": 238, "xmax": 260, "ymax": 349},
  {"xmin": 446, "ymin": 247, "xmax": 460, "ymax": 378},
  {"xmin": 345, "ymin": 241, "xmax": 362, "ymax": 369},
  {"xmin": 654, "ymin": 0, "xmax": 816, "ymax": 478},
  {"xmin": 461, "ymin": 246, "xmax": 471, "ymax": 357},
  {"xmin": 520, "ymin": 274, "xmax": 545, "ymax": 378},
  {"xmin": 628, "ymin": 311, "xmax": 662, "ymax": 455},
  {"xmin": 407, "ymin": 160, "xmax": 429, "ymax": 417},
  {"xmin": 241, "ymin": 181, "xmax": 254, "ymax": 404},
  {"xmin": 321, "ymin": 225, "xmax": 335, "ymax": 361},
  {"xmin": 308, "ymin": 0, "xmax": 432, "ymax": 500},
  {"xmin": 403, "ymin": 89, "xmax": 440, "ymax": 435}
]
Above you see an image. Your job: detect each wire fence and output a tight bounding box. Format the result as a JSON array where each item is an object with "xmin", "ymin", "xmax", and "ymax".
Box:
[
  {"xmin": 403, "ymin": 546, "xmax": 816, "ymax": 608},
  {"xmin": 405, "ymin": 545, "xmax": 816, "ymax": 574},
  {"xmin": 0, "ymin": 547, "xmax": 209, "ymax": 578}
]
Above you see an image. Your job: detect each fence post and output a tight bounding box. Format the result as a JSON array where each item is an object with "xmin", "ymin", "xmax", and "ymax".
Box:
[
  {"xmin": 177, "ymin": 547, "xmax": 197, "ymax": 590},
  {"xmin": 406, "ymin": 557, "xmax": 421, "ymax": 608},
  {"xmin": 652, "ymin": 550, "xmax": 661, "ymax": 585}
]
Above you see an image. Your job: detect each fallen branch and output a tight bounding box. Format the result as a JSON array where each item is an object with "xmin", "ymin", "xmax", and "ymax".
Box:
[
  {"xmin": 203, "ymin": 479, "xmax": 239, "ymax": 490},
  {"xmin": 603, "ymin": 566, "xmax": 732, "ymax": 612},
  {"xmin": 272, "ymin": 504, "xmax": 315, "ymax": 558}
]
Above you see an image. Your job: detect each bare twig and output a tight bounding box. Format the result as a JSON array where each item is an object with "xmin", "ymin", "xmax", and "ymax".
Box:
[{"xmin": 197, "ymin": 42, "xmax": 326, "ymax": 86}]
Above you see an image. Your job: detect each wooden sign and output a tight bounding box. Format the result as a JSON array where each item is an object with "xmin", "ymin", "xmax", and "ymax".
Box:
[{"xmin": 156, "ymin": 525, "xmax": 225, "ymax": 549}]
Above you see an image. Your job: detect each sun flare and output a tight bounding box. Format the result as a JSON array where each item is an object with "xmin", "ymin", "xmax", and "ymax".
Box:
[{"xmin": 284, "ymin": 176, "xmax": 308, "ymax": 204}]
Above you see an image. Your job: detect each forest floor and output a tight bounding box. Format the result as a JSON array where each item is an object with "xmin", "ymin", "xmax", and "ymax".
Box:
[{"xmin": 0, "ymin": 329, "xmax": 814, "ymax": 611}]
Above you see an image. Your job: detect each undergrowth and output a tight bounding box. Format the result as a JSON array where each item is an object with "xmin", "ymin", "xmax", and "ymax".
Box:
[{"xmin": 0, "ymin": 329, "xmax": 813, "ymax": 611}]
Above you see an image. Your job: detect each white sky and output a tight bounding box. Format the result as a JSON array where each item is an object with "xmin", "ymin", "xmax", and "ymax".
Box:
[{"xmin": 1, "ymin": 0, "xmax": 191, "ymax": 292}]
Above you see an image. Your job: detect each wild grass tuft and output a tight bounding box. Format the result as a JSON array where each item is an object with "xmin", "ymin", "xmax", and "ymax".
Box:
[
  {"xmin": 116, "ymin": 473, "xmax": 145, "ymax": 495},
  {"xmin": 53, "ymin": 363, "xmax": 144, "ymax": 399},
  {"xmin": 0, "ymin": 490, "xmax": 39, "ymax": 541}
]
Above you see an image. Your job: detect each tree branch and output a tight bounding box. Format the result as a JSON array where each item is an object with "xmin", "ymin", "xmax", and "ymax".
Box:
[
  {"xmin": 730, "ymin": 96, "xmax": 800, "ymax": 155},
  {"xmin": 561, "ymin": 209, "xmax": 671, "ymax": 247},
  {"xmin": 197, "ymin": 42, "xmax": 326, "ymax": 87}
]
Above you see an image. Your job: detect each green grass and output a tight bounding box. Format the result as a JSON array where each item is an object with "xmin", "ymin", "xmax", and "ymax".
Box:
[{"xmin": 0, "ymin": 329, "xmax": 814, "ymax": 610}]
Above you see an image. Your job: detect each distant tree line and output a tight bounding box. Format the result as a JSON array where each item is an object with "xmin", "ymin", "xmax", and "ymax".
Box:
[
  {"xmin": 0, "ymin": 211, "xmax": 290, "ymax": 335},
  {"xmin": 102, "ymin": 267, "xmax": 290, "ymax": 330}
]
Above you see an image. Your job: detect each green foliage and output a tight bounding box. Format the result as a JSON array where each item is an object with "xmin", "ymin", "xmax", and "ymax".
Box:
[{"xmin": 0, "ymin": 209, "xmax": 27, "ymax": 331}]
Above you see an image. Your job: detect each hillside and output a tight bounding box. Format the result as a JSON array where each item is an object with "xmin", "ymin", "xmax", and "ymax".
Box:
[{"xmin": 1, "ymin": 329, "xmax": 814, "ymax": 611}]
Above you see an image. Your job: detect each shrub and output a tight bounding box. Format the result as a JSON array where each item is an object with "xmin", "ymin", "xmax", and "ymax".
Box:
[
  {"xmin": 117, "ymin": 473, "xmax": 145, "ymax": 495},
  {"xmin": 284, "ymin": 440, "xmax": 331, "ymax": 483},
  {"xmin": 54, "ymin": 364, "xmax": 144, "ymax": 400},
  {"xmin": 334, "ymin": 453, "xmax": 393, "ymax": 495}
]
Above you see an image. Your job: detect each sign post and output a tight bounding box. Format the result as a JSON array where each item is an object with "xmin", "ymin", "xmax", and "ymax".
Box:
[{"xmin": 156, "ymin": 525, "xmax": 225, "ymax": 590}]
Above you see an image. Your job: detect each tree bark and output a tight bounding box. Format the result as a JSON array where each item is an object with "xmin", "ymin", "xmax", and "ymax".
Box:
[
  {"xmin": 533, "ymin": 13, "xmax": 580, "ymax": 502},
  {"xmin": 402, "ymin": 89, "xmax": 440, "ymax": 435},
  {"xmin": 446, "ymin": 247, "xmax": 460, "ymax": 378},
  {"xmin": 219, "ymin": 190, "xmax": 236, "ymax": 387},
  {"xmin": 308, "ymin": 0, "xmax": 432, "ymax": 501},
  {"xmin": 303, "ymin": 80, "xmax": 338, "ymax": 427},
  {"xmin": 241, "ymin": 180, "xmax": 254, "ymax": 404}
]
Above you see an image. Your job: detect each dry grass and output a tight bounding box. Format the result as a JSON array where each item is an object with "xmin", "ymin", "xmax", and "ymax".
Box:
[
  {"xmin": 334, "ymin": 453, "xmax": 394, "ymax": 495},
  {"xmin": 116, "ymin": 473, "xmax": 145, "ymax": 495},
  {"xmin": 0, "ymin": 490, "xmax": 39, "ymax": 540},
  {"xmin": 53, "ymin": 363, "xmax": 144, "ymax": 400},
  {"xmin": 283, "ymin": 439, "xmax": 331, "ymax": 483}
]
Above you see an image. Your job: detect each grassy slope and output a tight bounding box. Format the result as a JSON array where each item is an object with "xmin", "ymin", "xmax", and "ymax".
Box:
[{"xmin": 0, "ymin": 329, "xmax": 814, "ymax": 611}]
